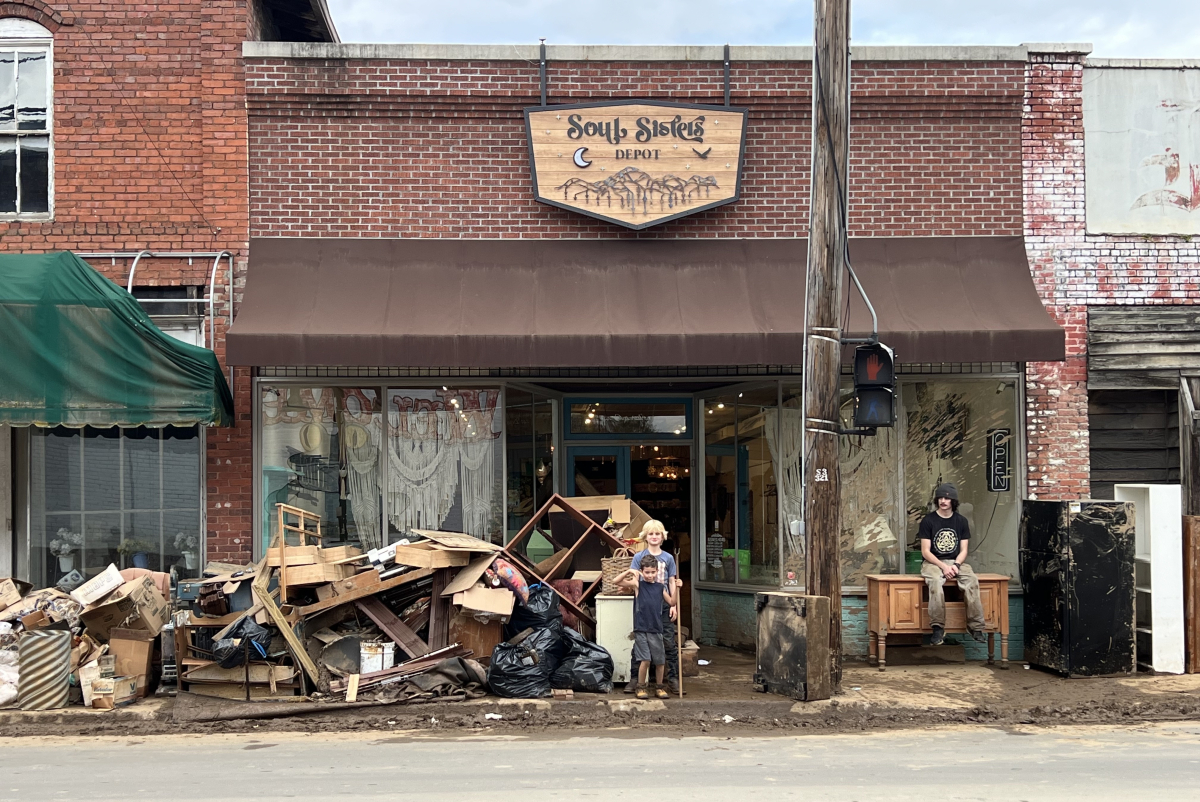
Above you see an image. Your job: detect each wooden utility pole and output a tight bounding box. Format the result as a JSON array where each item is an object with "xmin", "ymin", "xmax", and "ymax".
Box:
[{"xmin": 802, "ymin": 0, "xmax": 850, "ymax": 691}]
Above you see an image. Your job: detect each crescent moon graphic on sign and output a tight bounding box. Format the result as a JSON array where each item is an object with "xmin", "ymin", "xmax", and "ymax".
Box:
[{"xmin": 572, "ymin": 147, "xmax": 591, "ymax": 168}]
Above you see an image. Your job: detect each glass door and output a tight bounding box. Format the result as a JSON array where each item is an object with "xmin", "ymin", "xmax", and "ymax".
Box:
[{"xmin": 566, "ymin": 446, "xmax": 630, "ymax": 497}]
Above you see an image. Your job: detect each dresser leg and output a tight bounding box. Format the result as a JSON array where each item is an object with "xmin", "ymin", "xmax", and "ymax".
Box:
[
  {"xmin": 868, "ymin": 631, "xmax": 878, "ymax": 667},
  {"xmin": 987, "ymin": 632, "xmax": 995, "ymax": 665},
  {"xmin": 1001, "ymin": 634, "xmax": 1009, "ymax": 669},
  {"xmin": 878, "ymin": 630, "xmax": 887, "ymax": 671}
]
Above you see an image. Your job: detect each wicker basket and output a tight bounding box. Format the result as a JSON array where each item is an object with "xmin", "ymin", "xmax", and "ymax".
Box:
[{"xmin": 601, "ymin": 547, "xmax": 636, "ymax": 596}]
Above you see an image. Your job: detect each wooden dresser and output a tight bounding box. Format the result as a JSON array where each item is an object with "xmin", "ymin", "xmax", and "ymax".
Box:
[{"xmin": 866, "ymin": 573, "xmax": 1010, "ymax": 670}]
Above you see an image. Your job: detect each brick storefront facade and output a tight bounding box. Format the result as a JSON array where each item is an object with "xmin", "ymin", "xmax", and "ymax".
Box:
[
  {"xmin": 1022, "ymin": 47, "xmax": 1200, "ymax": 500},
  {"xmin": 246, "ymin": 47, "xmax": 1025, "ymax": 241},
  {"xmin": 0, "ymin": 0, "xmax": 332, "ymax": 570}
]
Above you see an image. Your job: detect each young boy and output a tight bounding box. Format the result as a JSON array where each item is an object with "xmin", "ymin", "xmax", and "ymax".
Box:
[
  {"xmin": 618, "ymin": 553, "xmax": 681, "ymax": 700},
  {"xmin": 624, "ymin": 520, "xmax": 681, "ymax": 694}
]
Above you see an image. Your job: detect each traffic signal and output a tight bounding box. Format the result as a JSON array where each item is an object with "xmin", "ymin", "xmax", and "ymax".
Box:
[{"xmin": 852, "ymin": 343, "xmax": 896, "ymax": 428}]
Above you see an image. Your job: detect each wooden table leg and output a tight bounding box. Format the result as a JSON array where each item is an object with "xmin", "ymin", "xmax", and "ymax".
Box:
[
  {"xmin": 868, "ymin": 630, "xmax": 878, "ymax": 667},
  {"xmin": 987, "ymin": 632, "xmax": 995, "ymax": 665},
  {"xmin": 1001, "ymin": 634, "xmax": 1009, "ymax": 669},
  {"xmin": 878, "ymin": 629, "xmax": 887, "ymax": 671}
]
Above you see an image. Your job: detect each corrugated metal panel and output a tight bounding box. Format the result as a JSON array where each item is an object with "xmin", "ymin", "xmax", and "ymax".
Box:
[{"xmin": 18, "ymin": 629, "xmax": 70, "ymax": 710}]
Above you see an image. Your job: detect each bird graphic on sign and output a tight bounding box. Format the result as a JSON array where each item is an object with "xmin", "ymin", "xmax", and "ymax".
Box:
[{"xmin": 692, "ymin": 147, "xmax": 711, "ymax": 159}]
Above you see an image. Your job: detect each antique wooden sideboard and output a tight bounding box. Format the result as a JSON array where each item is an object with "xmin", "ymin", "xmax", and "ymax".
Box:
[{"xmin": 866, "ymin": 573, "xmax": 1010, "ymax": 670}]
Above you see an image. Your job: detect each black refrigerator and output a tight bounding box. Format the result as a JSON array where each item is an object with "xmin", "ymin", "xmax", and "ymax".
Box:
[{"xmin": 1019, "ymin": 500, "xmax": 1136, "ymax": 677}]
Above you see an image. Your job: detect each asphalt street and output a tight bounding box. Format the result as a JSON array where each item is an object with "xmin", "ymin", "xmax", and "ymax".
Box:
[{"xmin": 3, "ymin": 722, "xmax": 1199, "ymax": 801}]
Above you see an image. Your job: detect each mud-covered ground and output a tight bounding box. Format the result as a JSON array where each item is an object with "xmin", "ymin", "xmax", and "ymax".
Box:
[{"xmin": 4, "ymin": 646, "xmax": 1200, "ymax": 739}]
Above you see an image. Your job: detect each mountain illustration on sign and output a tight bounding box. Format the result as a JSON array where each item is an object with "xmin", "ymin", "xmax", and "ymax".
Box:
[{"xmin": 556, "ymin": 167, "xmax": 720, "ymax": 215}]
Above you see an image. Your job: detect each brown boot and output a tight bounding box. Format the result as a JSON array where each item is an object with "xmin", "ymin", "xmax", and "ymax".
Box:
[{"xmin": 624, "ymin": 681, "xmax": 639, "ymax": 694}]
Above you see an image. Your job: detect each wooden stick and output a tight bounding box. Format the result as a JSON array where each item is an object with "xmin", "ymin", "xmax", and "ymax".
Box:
[
  {"xmin": 346, "ymin": 673, "xmax": 360, "ymax": 703},
  {"xmin": 675, "ymin": 556, "xmax": 684, "ymax": 699}
]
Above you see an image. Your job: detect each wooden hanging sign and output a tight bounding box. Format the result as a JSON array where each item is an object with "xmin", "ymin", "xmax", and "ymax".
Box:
[{"xmin": 525, "ymin": 100, "xmax": 749, "ymax": 230}]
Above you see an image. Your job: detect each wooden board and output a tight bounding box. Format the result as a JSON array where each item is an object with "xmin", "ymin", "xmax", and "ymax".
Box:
[
  {"xmin": 295, "ymin": 567, "xmax": 435, "ymax": 617},
  {"xmin": 1088, "ymin": 307, "xmax": 1200, "ymax": 389},
  {"xmin": 525, "ymin": 101, "xmax": 748, "ymax": 231},
  {"xmin": 428, "ymin": 568, "xmax": 453, "ymax": 651},
  {"xmin": 254, "ymin": 565, "xmax": 321, "ymax": 685},
  {"xmin": 1185, "ymin": 516, "xmax": 1200, "ymax": 674},
  {"xmin": 391, "ymin": 544, "xmax": 471, "ymax": 570},
  {"xmin": 355, "ymin": 597, "xmax": 432, "ymax": 659},
  {"xmin": 411, "ymin": 530, "xmax": 501, "ymax": 552},
  {"xmin": 1088, "ymin": 389, "xmax": 1180, "ymax": 498}
]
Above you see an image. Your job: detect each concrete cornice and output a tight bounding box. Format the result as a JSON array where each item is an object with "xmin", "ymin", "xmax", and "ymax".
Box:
[
  {"xmin": 1022, "ymin": 42, "xmax": 1092, "ymax": 55},
  {"xmin": 1087, "ymin": 58, "xmax": 1200, "ymax": 69},
  {"xmin": 243, "ymin": 41, "xmax": 1042, "ymax": 62}
]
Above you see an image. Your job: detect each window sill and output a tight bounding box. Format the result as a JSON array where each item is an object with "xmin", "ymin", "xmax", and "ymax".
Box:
[{"xmin": 0, "ymin": 213, "xmax": 53, "ymax": 222}]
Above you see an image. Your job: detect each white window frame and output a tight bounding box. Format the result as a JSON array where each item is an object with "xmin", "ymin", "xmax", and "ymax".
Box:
[{"xmin": 0, "ymin": 17, "xmax": 53, "ymax": 219}]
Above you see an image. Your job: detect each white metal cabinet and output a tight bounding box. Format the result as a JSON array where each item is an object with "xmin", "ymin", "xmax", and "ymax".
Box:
[
  {"xmin": 1115, "ymin": 483, "xmax": 1185, "ymax": 674},
  {"xmin": 595, "ymin": 594, "xmax": 634, "ymax": 684}
]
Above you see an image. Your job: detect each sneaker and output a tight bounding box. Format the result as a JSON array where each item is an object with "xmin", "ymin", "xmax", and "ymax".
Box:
[
  {"xmin": 930, "ymin": 625, "xmax": 945, "ymax": 646},
  {"xmin": 635, "ymin": 688, "xmax": 649, "ymax": 700},
  {"xmin": 656, "ymin": 688, "xmax": 670, "ymax": 699},
  {"xmin": 624, "ymin": 682, "xmax": 638, "ymax": 695},
  {"xmin": 667, "ymin": 678, "xmax": 682, "ymax": 696},
  {"xmin": 971, "ymin": 630, "xmax": 987, "ymax": 643}
]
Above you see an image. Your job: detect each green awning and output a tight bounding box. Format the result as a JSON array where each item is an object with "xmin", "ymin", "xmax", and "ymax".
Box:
[{"xmin": 0, "ymin": 251, "xmax": 233, "ymax": 427}]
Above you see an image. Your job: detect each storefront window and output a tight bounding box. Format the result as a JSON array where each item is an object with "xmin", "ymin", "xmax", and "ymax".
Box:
[
  {"xmin": 902, "ymin": 379, "xmax": 1020, "ymax": 580},
  {"xmin": 260, "ymin": 386, "xmax": 384, "ymax": 551},
  {"xmin": 702, "ymin": 388, "xmax": 780, "ymax": 586},
  {"xmin": 387, "ymin": 387, "xmax": 503, "ymax": 544},
  {"xmin": 837, "ymin": 380, "xmax": 902, "ymax": 586},
  {"xmin": 29, "ymin": 425, "xmax": 202, "ymax": 587},
  {"xmin": 569, "ymin": 401, "xmax": 688, "ymax": 437},
  {"xmin": 505, "ymin": 389, "xmax": 555, "ymax": 542}
]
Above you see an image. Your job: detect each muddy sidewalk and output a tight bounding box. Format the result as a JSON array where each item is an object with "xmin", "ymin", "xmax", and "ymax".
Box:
[{"xmin": 4, "ymin": 647, "xmax": 1200, "ymax": 738}]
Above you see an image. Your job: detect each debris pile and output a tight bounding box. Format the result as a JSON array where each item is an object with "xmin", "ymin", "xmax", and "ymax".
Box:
[{"xmin": 0, "ymin": 494, "xmax": 634, "ymax": 712}]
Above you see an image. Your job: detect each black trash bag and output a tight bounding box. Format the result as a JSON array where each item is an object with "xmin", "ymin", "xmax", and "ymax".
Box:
[
  {"xmin": 549, "ymin": 627, "xmax": 614, "ymax": 693},
  {"xmin": 503, "ymin": 583, "xmax": 563, "ymax": 640},
  {"xmin": 487, "ymin": 627, "xmax": 563, "ymax": 698},
  {"xmin": 212, "ymin": 617, "xmax": 273, "ymax": 669}
]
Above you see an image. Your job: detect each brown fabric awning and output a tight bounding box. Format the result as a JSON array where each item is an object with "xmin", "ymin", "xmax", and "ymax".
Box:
[{"xmin": 227, "ymin": 237, "xmax": 1064, "ymax": 368}]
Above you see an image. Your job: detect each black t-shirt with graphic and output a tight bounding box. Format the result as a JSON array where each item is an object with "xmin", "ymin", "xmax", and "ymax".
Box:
[{"xmin": 918, "ymin": 511, "xmax": 971, "ymax": 561}]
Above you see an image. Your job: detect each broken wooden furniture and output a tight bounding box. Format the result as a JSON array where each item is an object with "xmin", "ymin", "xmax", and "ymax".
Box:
[
  {"xmin": 271, "ymin": 503, "xmax": 322, "ymax": 604},
  {"xmin": 499, "ymin": 493, "xmax": 629, "ymax": 633},
  {"xmin": 866, "ymin": 573, "xmax": 1010, "ymax": 670}
]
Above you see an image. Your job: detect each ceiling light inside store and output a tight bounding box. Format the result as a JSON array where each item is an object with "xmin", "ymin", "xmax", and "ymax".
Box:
[{"xmin": 717, "ymin": 403, "xmax": 724, "ymax": 409}]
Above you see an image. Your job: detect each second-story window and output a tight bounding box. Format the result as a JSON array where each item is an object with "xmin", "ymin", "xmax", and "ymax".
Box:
[{"xmin": 0, "ymin": 18, "xmax": 51, "ymax": 216}]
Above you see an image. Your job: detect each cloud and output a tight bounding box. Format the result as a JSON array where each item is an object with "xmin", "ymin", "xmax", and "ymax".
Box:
[{"xmin": 325, "ymin": 0, "xmax": 1200, "ymax": 58}]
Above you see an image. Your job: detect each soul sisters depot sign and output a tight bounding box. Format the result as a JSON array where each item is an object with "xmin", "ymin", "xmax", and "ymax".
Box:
[{"xmin": 525, "ymin": 101, "xmax": 749, "ymax": 230}]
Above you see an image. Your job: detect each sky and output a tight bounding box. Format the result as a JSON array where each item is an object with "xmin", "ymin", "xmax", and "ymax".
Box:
[{"xmin": 323, "ymin": 0, "xmax": 1199, "ymax": 59}]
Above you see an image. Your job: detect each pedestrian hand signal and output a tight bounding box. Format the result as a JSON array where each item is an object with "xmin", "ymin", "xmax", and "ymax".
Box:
[{"xmin": 853, "ymin": 343, "xmax": 895, "ymax": 428}]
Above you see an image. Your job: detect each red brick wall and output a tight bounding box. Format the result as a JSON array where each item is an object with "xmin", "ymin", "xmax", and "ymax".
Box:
[
  {"xmin": 246, "ymin": 58, "xmax": 1025, "ymax": 238},
  {"xmin": 1022, "ymin": 51, "xmax": 1200, "ymax": 500},
  {"xmin": 0, "ymin": 0, "xmax": 255, "ymax": 562}
]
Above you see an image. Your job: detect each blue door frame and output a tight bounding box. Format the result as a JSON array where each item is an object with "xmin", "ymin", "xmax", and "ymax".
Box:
[{"xmin": 566, "ymin": 446, "xmax": 631, "ymax": 497}]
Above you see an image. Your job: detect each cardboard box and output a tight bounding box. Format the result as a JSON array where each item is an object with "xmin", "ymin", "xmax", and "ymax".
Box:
[
  {"xmin": 80, "ymin": 576, "xmax": 170, "ymax": 640},
  {"xmin": 109, "ymin": 628, "xmax": 156, "ymax": 698},
  {"xmin": 0, "ymin": 578, "xmax": 32, "ymax": 612},
  {"xmin": 91, "ymin": 675, "xmax": 138, "ymax": 710},
  {"xmin": 70, "ymin": 563, "xmax": 125, "ymax": 606},
  {"xmin": 452, "ymin": 586, "xmax": 515, "ymax": 618},
  {"xmin": 20, "ymin": 610, "xmax": 49, "ymax": 630}
]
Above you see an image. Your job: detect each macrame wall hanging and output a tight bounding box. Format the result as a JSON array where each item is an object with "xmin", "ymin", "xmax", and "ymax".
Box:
[{"xmin": 765, "ymin": 406, "xmax": 805, "ymax": 561}]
